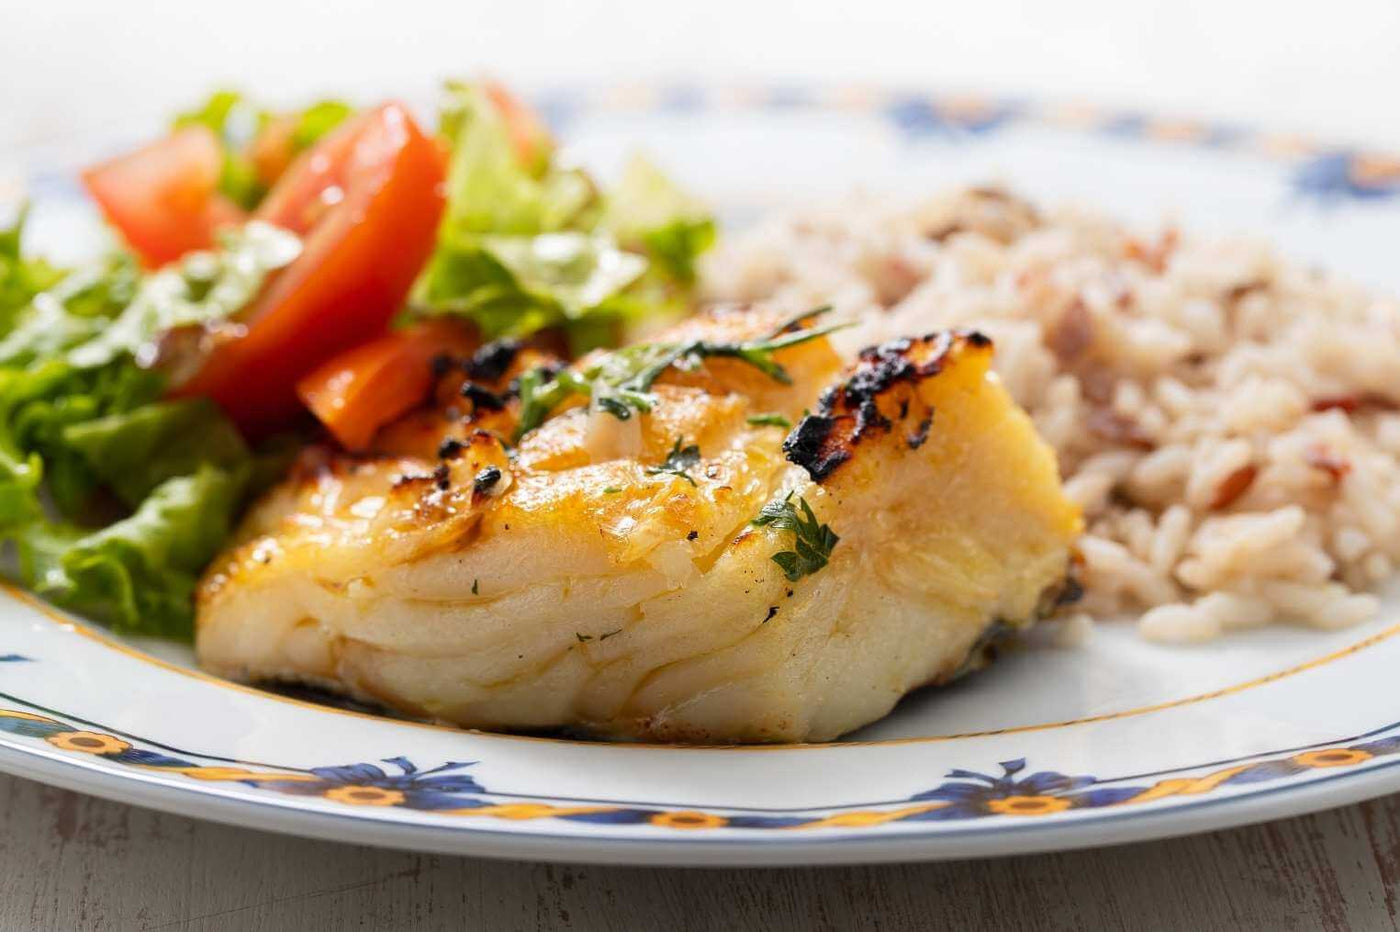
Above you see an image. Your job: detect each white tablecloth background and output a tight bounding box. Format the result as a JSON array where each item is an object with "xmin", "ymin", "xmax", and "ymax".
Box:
[{"xmin": 4, "ymin": 0, "xmax": 1400, "ymax": 150}]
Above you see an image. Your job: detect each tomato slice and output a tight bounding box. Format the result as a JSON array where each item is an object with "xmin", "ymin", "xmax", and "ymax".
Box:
[
  {"xmin": 254, "ymin": 109, "xmax": 375, "ymax": 235},
  {"xmin": 175, "ymin": 102, "xmax": 446, "ymax": 435},
  {"xmin": 297, "ymin": 320, "xmax": 478, "ymax": 451},
  {"xmin": 81, "ymin": 126, "xmax": 246, "ymax": 268}
]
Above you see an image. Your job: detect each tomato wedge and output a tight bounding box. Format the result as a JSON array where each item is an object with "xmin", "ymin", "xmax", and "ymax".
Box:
[
  {"xmin": 175, "ymin": 102, "xmax": 446, "ymax": 435},
  {"xmin": 81, "ymin": 126, "xmax": 246, "ymax": 268},
  {"xmin": 297, "ymin": 320, "xmax": 478, "ymax": 451}
]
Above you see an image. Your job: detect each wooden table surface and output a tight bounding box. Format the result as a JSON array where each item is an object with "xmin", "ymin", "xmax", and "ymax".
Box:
[{"xmin": 1, "ymin": 772, "xmax": 1395, "ymax": 931}]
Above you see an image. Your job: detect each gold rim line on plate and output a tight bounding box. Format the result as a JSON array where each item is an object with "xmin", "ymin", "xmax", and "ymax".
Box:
[{"xmin": 6, "ymin": 581, "xmax": 1398, "ymax": 752}]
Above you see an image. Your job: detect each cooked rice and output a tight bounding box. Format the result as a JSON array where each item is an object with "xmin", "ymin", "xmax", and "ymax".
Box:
[{"xmin": 702, "ymin": 187, "xmax": 1400, "ymax": 643}]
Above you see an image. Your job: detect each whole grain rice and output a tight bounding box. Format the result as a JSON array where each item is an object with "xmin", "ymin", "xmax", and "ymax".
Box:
[{"xmin": 702, "ymin": 187, "xmax": 1400, "ymax": 643}]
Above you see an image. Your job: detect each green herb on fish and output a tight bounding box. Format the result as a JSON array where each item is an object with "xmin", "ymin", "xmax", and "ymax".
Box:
[{"xmin": 751, "ymin": 492, "xmax": 840, "ymax": 582}]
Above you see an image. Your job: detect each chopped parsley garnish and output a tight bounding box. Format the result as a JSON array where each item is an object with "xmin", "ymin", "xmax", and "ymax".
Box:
[
  {"xmin": 602, "ymin": 486, "xmax": 623, "ymax": 494},
  {"xmin": 645, "ymin": 436, "xmax": 701, "ymax": 486},
  {"xmin": 751, "ymin": 492, "xmax": 840, "ymax": 582},
  {"xmin": 746, "ymin": 412, "xmax": 792, "ymax": 429},
  {"xmin": 513, "ymin": 307, "xmax": 842, "ymax": 439}
]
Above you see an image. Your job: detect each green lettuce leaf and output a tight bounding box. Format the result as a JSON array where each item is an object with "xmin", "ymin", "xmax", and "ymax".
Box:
[
  {"xmin": 173, "ymin": 89, "xmax": 246, "ymax": 137},
  {"xmin": 40, "ymin": 251, "xmax": 141, "ymax": 321},
  {"xmin": 0, "ymin": 295, "xmax": 106, "ymax": 367},
  {"xmin": 605, "ymin": 154, "xmax": 707, "ymax": 234},
  {"xmin": 174, "ymin": 89, "xmax": 266, "ymax": 209},
  {"xmin": 637, "ymin": 217, "xmax": 717, "ymax": 287},
  {"xmin": 22, "ymin": 464, "xmax": 248, "ymax": 636},
  {"xmin": 0, "ymin": 207, "xmax": 65, "ymax": 333},
  {"xmin": 485, "ymin": 233, "xmax": 646, "ymax": 310},
  {"xmin": 415, "ymin": 84, "xmax": 672, "ymax": 349},
  {"xmin": 0, "ymin": 359, "xmax": 165, "ymax": 517},
  {"xmin": 0, "ymin": 413, "xmax": 42, "ymax": 532},
  {"xmin": 605, "ymin": 155, "xmax": 716, "ymax": 286},
  {"xmin": 67, "ymin": 221, "xmax": 300, "ymax": 369},
  {"xmin": 62, "ymin": 397, "xmax": 249, "ymax": 507},
  {"xmin": 0, "ymin": 251, "xmax": 140, "ymax": 369},
  {"xmin": 437, "ymin": 82, "xmax": 596, "ymax": 235},
  {"xmin": 415, "ymin": 231, "xmax": 645, "ymax": 345},
  {"xmin": 0, "ymin": 214, "xmax": 282, "ymax": 638},
  {"xmin": 290, "ymin": 100, "xmax": 355, "ymax": 151},
  {"xmin": 415, "ymin": 85, "xmax": 713, "ymax": 348},
  {"xmin": 0, "ymin": 363, "xmax": 255, "ymax": 637}
]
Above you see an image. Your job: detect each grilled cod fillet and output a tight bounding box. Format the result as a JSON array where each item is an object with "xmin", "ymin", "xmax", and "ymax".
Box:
[{"xmin": 196, "ymin": 306, "xmax": 1080, "ymax": 742}]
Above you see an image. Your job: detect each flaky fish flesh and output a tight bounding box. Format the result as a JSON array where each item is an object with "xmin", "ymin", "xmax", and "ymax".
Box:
[{"xmin": 196, "ymin": 306, "xmax": 1080, "ymax": 742}]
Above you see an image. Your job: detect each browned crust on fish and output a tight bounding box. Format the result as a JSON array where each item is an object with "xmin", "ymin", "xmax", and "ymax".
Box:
[{"xmin": 782, "ymin": 330, "xmax": 993, "ymax": 481}]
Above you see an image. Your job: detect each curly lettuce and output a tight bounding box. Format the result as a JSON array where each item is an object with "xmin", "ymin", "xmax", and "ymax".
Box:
[
  {"xmin": 605, "ymin": 154, "xmax": 717, "ymax": 286},
  {"xmin": 411, "ymin": 82, "xmax": 715, "ymax": 352},
  {"xmin": 0, "ymin": 206, "xmax": 64, "ymax": 333},
  {"xmin": 19, "ymin": 464, "xmax": 247, "ymax": 637},
  {"xmin": 0, "ymin": 211, "xmax": 293, "ymax": 637},
  {"xmin": 68, "ymin": 221, "xmax": 299, "ymax": 369}
]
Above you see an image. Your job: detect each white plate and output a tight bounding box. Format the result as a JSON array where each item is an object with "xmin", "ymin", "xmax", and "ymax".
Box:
[{"xmin": 3, "ymin": 85, "xmax": 1400, "ymax": 866}]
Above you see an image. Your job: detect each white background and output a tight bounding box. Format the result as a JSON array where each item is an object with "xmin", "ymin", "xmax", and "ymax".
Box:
[{"xmin": 3, "ymin": 0, "xmax": 1400, "ymax": 149}]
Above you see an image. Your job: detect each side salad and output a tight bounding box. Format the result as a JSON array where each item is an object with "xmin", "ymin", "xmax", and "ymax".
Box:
[{"xmin": 0, "ymin": 81, "xmax": 713, "ymax": 638}]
